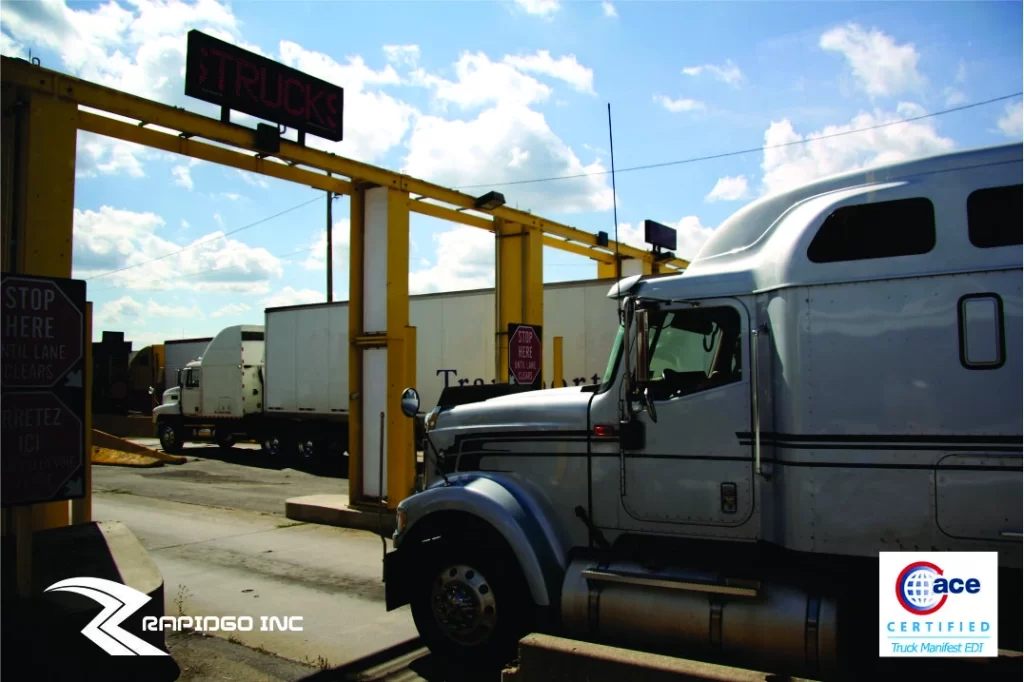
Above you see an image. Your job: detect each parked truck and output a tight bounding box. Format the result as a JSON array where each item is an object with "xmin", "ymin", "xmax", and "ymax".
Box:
[
  {"xmin": 153, "ymin": 280, "xmax": 622, "ymax": 458},
  {"xmin": 384, "ymin": 143, "xmax": 1024, "ymax": 679},
  {"xmin": 163, "ymin": 337, "xmax": 214, "ymax": 391}
]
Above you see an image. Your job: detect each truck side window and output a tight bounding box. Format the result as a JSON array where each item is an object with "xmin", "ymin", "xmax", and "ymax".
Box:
[
  {"xmin": 185, "ymin": 369, "xmax": 201, "ymax": 388},
  {"xmin": 646, "ymin": 307, "xmax": 742, "ymax": 401},
  {"xmin": 807, "ymin": 197, "xmax": 935, "ymax": 263},
  {"xmin": 967, "ymin": 184, "xmax": 1023, "ymax": 248}
]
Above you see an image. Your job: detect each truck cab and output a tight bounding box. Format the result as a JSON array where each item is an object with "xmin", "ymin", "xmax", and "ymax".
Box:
[
  {"xmin": 383, "ymin": 143, "xmax": 1024, "ymax": 679},
  {"xmin": 153, "ymin": 325, "xmax": 265, "ymax": 453}
]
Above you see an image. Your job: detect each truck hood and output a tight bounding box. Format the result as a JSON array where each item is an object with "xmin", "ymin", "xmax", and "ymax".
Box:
[{"xmin": 433, "ymin": 385, "xmax": 593, "ymax": 438}]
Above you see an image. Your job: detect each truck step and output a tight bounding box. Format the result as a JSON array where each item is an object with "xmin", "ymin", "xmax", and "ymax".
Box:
[{"xmin": 580, "ymin": 565, "xmax": 760, "ymax": 598}]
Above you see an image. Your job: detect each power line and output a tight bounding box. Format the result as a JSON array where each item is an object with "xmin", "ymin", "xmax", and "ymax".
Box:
[
  {"xmin": 85, "ymin": 194, "xmax": 323, "ymax": 281},
  {"xmin": 455, "ymin": 92, "xmax": 1024, "ymax": 190}
]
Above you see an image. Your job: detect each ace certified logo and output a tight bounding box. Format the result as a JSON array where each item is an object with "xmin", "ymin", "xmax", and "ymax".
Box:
[{"xmin": 879, "ymin": 552, "xmax": 998, "ymax": 658}]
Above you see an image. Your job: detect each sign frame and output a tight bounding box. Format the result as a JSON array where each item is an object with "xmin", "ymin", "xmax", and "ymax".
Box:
[
  {"xmin": 184, "ymin": 29, "xmax": 345, "ymax": 143},
  {"xmin": 507, "ymin": 323, "xmax": 543, "ymax": 390},
  {"xmin": 1, "ymin": 273, "xmax": 87, "ymax": 507}
]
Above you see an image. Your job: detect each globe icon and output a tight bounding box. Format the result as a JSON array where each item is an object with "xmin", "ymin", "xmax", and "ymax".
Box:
[{"xmin": 902, "ymin": 567, "xmax": 943, "ymax": 611}]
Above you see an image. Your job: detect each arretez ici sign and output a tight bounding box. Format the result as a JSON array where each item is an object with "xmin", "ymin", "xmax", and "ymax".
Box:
[
  {"xmin": 184, "ymin": 29, "xmax": 344, "ymax": 142},
  {"xmin": 1, "ymin": 274, "xmax": 87, "ymax": 507}
]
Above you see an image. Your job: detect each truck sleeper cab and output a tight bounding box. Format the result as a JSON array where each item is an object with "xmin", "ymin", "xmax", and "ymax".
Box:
[{"xmin": 384, "ymin": 142, "xmax": 1024, "ymax": 680}]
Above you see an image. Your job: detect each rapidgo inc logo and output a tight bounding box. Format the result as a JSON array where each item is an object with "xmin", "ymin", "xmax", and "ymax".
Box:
[{"xmin": 879, "ymin": 552, "xmax": 998, "ymax": 658}]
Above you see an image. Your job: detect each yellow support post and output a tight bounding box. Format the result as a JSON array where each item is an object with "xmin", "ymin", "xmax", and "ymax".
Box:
[
  {"xmin": 347, "ymin": 187, "xmax": 366, "ymax": 500},
  {"xmin": 553, "ymin": 336, "xmax": 564, "ymax": 389},
  {"xmin": 2, "ymin": 84, "xmax": 77, "ymax": 531},
  {"xmin": 71, "ymin": 302, "xmax": 93, "ymax": 525},
  {"xmin": 494, "ymin": 218, "xmax": 544, "ymax": 383},
  {"xmin": 383, "ymin": 189, "xmax": 413, "ymax": 507},
  {"xmin": 597, "ymin": 261, "xmax": 618, "ymax": 279}
]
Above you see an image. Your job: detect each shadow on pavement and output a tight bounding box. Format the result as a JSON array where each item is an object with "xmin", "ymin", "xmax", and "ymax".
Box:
[
  {"xmin": 297, "ymin": 638, "xmax": 503, "ymax": 682},
  {"xmin": 178, "ymin": 443, "xmax": 351, "ymax": 480}
]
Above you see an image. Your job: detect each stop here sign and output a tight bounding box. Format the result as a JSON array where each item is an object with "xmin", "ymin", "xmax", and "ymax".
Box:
[
  {"xmin": 2, "ymin": 275, "xmax": 84, "ymax": 388},
  {"xmin": 508, "ymin": 324, "xmax": 542, "ymax": 386}
]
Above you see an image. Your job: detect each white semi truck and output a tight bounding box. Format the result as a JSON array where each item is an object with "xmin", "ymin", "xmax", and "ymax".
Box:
[
  {"xmin": 385, "ymin": 143, "xmax": 1024, "ymax": 679},
  {"xmin": 153, "ymin": 279, "xmax": 622, "ymax": 458}
]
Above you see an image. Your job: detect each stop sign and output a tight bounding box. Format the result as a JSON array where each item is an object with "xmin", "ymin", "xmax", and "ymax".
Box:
[
  {"xmin": 1, "ymin": 391, "xmax": 84, "ymax": 505},
  {"xmin": 508, "ymin": 324, "xmax": 542, "ymax": 385},
  {"xmin": 1, "ymin": 276, "xmax": 84, "ymax": 388}
]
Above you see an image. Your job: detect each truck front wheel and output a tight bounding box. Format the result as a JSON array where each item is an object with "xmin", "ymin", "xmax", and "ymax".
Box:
[
  {"xmin": 411, "ymin": 541, "xmax": 533, "ymax": 668},
  {"xmin": 158, "ymin": 421, "xmax": 184, "ymax": 454}
]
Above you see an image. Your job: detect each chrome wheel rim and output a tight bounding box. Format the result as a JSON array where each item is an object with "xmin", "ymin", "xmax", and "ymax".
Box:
[
  {"xmin": 264, "ymin": 437, "xmax": 280, "ymax": 457},
  {"xmin": 161, "ymin": 426, "xmax": 176, "ymax": 448},
  {"xmin": 430, "ymin": 564, "xmax": 497, "ymax": 646}
]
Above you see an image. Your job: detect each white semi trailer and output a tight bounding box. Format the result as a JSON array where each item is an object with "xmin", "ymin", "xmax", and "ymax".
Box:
[{"xmin": 153, "ymin": 279, "xmax": 621, "ymax": 459}]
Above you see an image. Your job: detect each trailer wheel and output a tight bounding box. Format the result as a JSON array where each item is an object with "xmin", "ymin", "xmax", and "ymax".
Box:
[
  {"xmin": 410, "ymin": 537, "xmax": 533, "ymax": 668},
  {"xmin": 298, "ymin": 436, "xmax": 326, "ymax": 463},
  {"xmin": 217, "ymin": 433, "xmax": 236, "ymax": 451},
  {"xmin": 158, "ymin": 421, "xmax": 184, "ymax": 455}
]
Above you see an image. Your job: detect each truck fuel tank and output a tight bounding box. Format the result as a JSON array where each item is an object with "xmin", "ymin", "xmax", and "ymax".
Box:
[{"xmin": 560, "ymin": 558, "xmax": 840, "ymax": 680}]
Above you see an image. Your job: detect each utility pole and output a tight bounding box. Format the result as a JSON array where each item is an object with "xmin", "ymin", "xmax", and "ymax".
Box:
[{"xmin": 326, "ymin": 190, "xmax": 333, "ymax": 302}]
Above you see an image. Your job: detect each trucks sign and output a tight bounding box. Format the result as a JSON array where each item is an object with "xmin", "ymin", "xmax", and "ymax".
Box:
[
  {"xmin": 1, "ymin": 274, "xmax": 86, "ymax": 507},
  {"xmin": 508, "ymin": 323, "xmax": 542, "ymax": 388},
  {"xmin": 184, "ymin": 30, "xmax": 344, "ymax": 142}
]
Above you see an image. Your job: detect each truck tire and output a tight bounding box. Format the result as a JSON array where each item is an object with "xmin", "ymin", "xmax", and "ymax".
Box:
[
  {"xmin": 217, "ymin": 433, "xmax": 236, "ymax": 451},
  {"xmin": 158, "ymin": 420, "xmax": 184, "ymax": 455},
  {"xmin": 410, "ymin": 537, "xmax": 534, "ymax": 668}
]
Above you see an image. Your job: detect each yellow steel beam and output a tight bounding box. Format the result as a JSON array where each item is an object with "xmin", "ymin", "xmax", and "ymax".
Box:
[
  {"xmin": 407, "ymin": 200, "xmax": 493, "ymax": 231},
  {"xmin": 541, "ymin": 236, "xmax": 616, "ymax": 264},
  {"xmin": 384, "ymin": 188, "xmax": 414, "ymax": 507},
  {"xmin": 495, "ymin": 218, "xmax": 544, "ymax": 383},
  {"xmin": 2, "ymin": 57, "xmax": 687, "ymax": 272},
  {"xmin": 78, "ymin": 111, "xmax": 355, "ymax": 196}
]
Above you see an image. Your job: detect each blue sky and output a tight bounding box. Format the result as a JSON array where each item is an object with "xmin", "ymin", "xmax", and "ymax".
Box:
[{"xmin": 2, "ymin": 0, "xmax": 1021, "ymax": 347}]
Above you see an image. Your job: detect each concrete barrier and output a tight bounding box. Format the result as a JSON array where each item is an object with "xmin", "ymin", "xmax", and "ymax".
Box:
[
  {"xmin": 92, "ymin": 429, "xmax": 186, "ymax": 464},
  {"xmin": 285, "ymin": 494, "xmax": 396, "ymax": 536},
  {"xmin": 502, "ymin": 634, "xmax": 800, "ymax": 682}
]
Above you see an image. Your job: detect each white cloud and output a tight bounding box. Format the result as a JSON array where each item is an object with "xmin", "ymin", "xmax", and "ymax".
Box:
[
  {"xmin": 404, "ymin": 104, "xmax": 612, "ymax": 214},
  {"xmin": 602, "ymin": 2, "xmax": 617, "ymax": 18},
  {"xmin": 180, "ymin": 219, "xmax": 190, "ymax": 229},
  {"xmin": 261, "ymin": 287, "xmax": 325, "ymax": 308},
  {"xmin": 943, "ymin": 87, "xmax": 967, "ymax": 107},
  {"xmin": 171, "ymin": 164, "xmax": 193, "ymax": 190},
  {"xmin": 213, "ymin": 213, "xmax": 224, "ymax": 228},
  {"xmin": 73, "ymin": 206, "xmax": 283, "ymax": 294},
  {"xmin": 654, "ymin": 94, "xmax": 706, "ymax": 113},
  {"xmin": 277, "ymin": 40, "xmax": 416, "ymax": 163},
  {"xmin": 236, "ymin": 170, "xmax": 268, "ymax": 189},
  {"xmin": 955, "ymin": 59, "xmax": 967, "ymax": 84},
  {"xmin": 705, "ymin": 175, "xmax": 749, "ymax": 202},
  {"xmin": 616, "ymin": 217, "xmax": 715, "ymax": 262},
  {"xmin": 409, "ymin": 226, "xmax": 494, "ymax": 295},
  {"xmin": 819, "ymin": 24, "xmax": 924, "ymax": 97},
  {"xmin": 760, "ymin": 102, "xmax": 956, "ymax": 195},
  {"xmin": 211, "ymin": 303, "xmax": 251, "ymax": 318},
  {"xmin": 503, "ymin": 51, "xmax": 595, "ymax": 95},
  {"xmin": 514, "ymin": 0, "xmax": 560, "ymax": 18},
  {"xmin": 302, "ymin": 218, "xmax": 351, "ymax": 271},
  {"xmin": 682, "ymin": 59, "xmax": 743, "ymax": 88},
  {"xmin": 998, "ymin": 102, "xmax": 1023, "ymax": 139},
  {"xmin": 148, "ymin": 299, "xmax": 203, "ymax": 318},
  {"xmin": 1, "ymin": 31, "xmax": 26, "ymax": 58},
  {"xmin": 96, "ymin": 295, "xmax": 145, "ymax": 325},
  {"xmin": 415, "ymin": 52, "xmax": 552, "ymax": 110},
  {"xmin": 76, "ymin": 131, "xmax": 149, "ymax": 179},
  {"xmin": 383, "ymin": 44, "xmax": 420, "ymax": 68}
]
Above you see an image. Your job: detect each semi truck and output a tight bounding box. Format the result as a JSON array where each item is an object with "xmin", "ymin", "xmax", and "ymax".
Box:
[
  {"xmin": 163, "ymin": 337, "xmax": 214, "ymax": 391},
  {"xmin": 153, "ymin": 280, "xmax": 622, "ymax": 458},
  {"xmin": 384, "ymin": 143, "xmax": 1024, "ymax": 679}
]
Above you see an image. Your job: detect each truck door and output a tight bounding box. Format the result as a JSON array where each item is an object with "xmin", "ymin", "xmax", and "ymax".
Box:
[
  {"xmin": 181, "ymin": 367, "xmax": 202, "ymax": 415},
  {"xmin": 621, "ymin": 298, "xmax": 754, "ymax": 527}
]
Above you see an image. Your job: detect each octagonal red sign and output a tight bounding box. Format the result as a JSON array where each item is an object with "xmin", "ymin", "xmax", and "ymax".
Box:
[
  {"xmin": 508, "ymin": 324, "xmax": 542, "ymax": 385},
  {"xmin": 2, "ymin": 276, "xmax": 84, "ymax": 388},
  {"xmin": 1, "ymin": 391, "xmax": 84, "ymax": 506}
]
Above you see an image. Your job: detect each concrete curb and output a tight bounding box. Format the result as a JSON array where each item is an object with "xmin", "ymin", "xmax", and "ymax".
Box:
[
  {"xmin": 285, "ymin": 494, "xmax": 396, "ymax": 536},
  {"xmin": 503, "ymin": 634, "xmax": 798, "ymax": 682}
]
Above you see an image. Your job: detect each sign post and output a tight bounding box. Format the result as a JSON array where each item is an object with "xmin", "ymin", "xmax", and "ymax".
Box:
[
  {"xmin": 1, "ymin": 274, "xmax": 87, "ymax": 508},
  {"xmin": 507, "ymin": 323, "xmax": 543, "ymax": 390}
]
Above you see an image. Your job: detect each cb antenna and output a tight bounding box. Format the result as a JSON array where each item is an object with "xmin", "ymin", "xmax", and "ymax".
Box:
[{"xmin": 608, "ymin": 103, "xmax": 621, "ymax": 297}]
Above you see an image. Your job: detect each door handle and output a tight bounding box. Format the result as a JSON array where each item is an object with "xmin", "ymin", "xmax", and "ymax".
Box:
[{"xmin": 751, "ymin": 323, "xmax": 770, "ymax": 478}]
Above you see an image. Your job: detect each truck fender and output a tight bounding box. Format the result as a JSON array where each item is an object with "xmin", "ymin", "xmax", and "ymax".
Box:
[{"xmin": 396, "ymin": 473, "xmax": 570, "ymax": 607}]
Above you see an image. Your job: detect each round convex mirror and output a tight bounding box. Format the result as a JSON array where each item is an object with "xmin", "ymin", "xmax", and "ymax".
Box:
[{"xmin": 400, "ymin": 387, "xmax": 420, "ymax": 418}]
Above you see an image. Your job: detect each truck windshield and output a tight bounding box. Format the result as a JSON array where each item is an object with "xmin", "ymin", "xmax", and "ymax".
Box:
[{"xmin": 600, "ymin": 324, "xmax": 625, "ymax": 389}]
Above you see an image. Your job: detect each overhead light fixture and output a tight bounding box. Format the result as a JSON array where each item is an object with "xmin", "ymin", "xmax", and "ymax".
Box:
[
  {"xmin": 254, "ymin": 123, "xmax": 281, "ymax": 154},
  {"xmin": 474, "ymin": 191, "xmax": 506, "ymax": 211},
  {"xmin": 596, "ymin": 231, "xmax": 609, "ymax": 247}
]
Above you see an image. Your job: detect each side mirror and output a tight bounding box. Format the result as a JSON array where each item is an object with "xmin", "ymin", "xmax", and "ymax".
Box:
[
  {"xmin": 400, "ymin": 387, "xmax": 420, "ymax": 418},
  {"xmin": 635, "ymin": 308, "xmax": 650, "ymax": 388},
  {"xmin": 148, "ymin": 386, "xmax": 155, "ymax": 396}
]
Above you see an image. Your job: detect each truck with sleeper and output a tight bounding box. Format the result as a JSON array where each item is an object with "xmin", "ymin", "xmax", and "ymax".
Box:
[
  {"xmin": 384, "ymin": 143, "xmax": 1024, "ymax": 679},
  {"xmin": 153, "ymin": 280, "xmax": 622, "ymax": 459}
]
